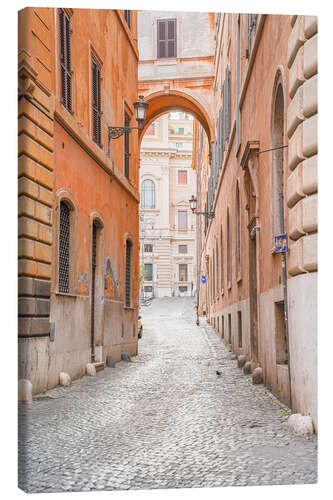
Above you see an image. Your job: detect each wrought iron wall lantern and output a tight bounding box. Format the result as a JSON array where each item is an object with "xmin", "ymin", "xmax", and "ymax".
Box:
[
  {"xmin": 189, "ymin": 195, "xmax": 215, "ymax": 219},
  {"xmin": 108, "ymin": 95, "xmax": 148, "ymax": 140}
]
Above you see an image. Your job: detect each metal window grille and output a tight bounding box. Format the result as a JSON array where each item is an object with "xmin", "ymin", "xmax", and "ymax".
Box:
[
  {"xmin": 125, "ymin": 240, "xmax": 131, "ymax": 307},
  {"xmin": 59, "ymin": 201, "xmax": 70, "ymax": 292},
  {"xmin": 92, "ymin": 58, "xmax": 102, "ymax": 145},
  {"xmin": 124, "ymin": 112, "xmax": 130, "ymax": 179},
  {"xmin": 59, "ymin": 9, "xmax": 72, "ymax": 112}
]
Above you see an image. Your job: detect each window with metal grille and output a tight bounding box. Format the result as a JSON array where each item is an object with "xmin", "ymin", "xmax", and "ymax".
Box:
[
  {"xmin": 144, "ymin": 285, "xmax": 152, "ymax": 293},
  {"xmin": 124, "ymin": 10, "xmax": 131, "ymax": 29},
  {"xmin": 157, "ymin": 19, "xmax": 176, "ymax": 58},
  {"xmin": 179, "ymin": 264, "xmax": 188, "ymax": 282},
  {"xmin": 179, "ymin": 245, "xmax": 187, "ymax": 254},
  {"xmin": 125, "ymin": 240, "xmax": 131, "ymax": 307},
  {"xmin": 235, "ymin": 182, "xmax": 241, "ymax": 279},
  {"xmin": 144, "ymin": 244, "xmax": 153, "ymax": 253},
  {"xmin": 179, "ymin": 286, "xmax": 188, "ymax": 293},
  {"xmin": 59, "ymin": 9, "xmax": 72, "ymax": 113},
  {"xmin": 124, "ymin": 112, "xmax": 130, "ymax": 179},
  {"xmin": 141, "ymin": 179, "xmax": 155, "ymax": 208},
  {"xmin": 178, "ymin": 170, "xmax": 187, "ymax": 184},
  {"xmin": 92, "ymin": 56, "xmax": 102, "ymax": 146},
  {"xmin": 59, "ymin": 201, "xmax": 71, "ymax": 292},
  {"xmin": 220, "ymin": 225, "xmax": 224, "ymax": 291},
  {"xmin": 227, "ymin": 207, "xmax": 231, "ymax": 286},
  {"xmin": 178, "ymin": 210, "xmax": 187, "ymax": 230}
]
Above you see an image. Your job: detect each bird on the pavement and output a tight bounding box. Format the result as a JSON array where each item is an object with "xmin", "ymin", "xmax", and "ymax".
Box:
[{"xmin": 216, "ymin": 370, "xmax": 222, "ymax": 376}]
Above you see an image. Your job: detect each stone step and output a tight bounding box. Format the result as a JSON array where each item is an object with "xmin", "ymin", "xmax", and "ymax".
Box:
[{"xmin": 93, "ymin": 362, "xmax": 105, "ymax": 372}]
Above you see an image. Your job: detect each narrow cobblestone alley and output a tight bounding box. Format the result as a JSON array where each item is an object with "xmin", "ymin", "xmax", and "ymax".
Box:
[{"xmin": 18, "ymin": 297, "xmax": 317, "ymax": 493}]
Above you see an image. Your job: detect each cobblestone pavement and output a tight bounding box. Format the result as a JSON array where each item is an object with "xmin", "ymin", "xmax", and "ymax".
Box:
[{"xmin": 18, "ymin": 297, "xmax": 317, "ymax": 493}]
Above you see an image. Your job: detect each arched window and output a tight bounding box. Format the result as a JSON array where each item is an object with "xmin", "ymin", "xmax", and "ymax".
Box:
[
  {"xmin": 141, "ymin": 179, "xmax": 155, "ymax": 209},
  {"xmin": 271, "ymin": 81, "xmax": 285, "ymax": 240},
  {"xmin": 59, "ymin": 200, "xmax": 71, "ymax": 293},
  {"xmin": 227, "ymin": 207, "xmax": 231, "ymax": 287},
  {"xmin": 235, "ymin": 181, "xmax": 241, "ymax": 279}
]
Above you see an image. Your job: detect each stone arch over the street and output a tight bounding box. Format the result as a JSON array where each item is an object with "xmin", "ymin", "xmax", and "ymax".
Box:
[{"xmin": 139, "ymin": 90, "xmax": 214, "ymax": 157}]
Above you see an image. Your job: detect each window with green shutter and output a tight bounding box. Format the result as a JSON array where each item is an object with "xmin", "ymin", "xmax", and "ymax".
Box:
[{"xmin": 59, "ymin": 9, "xmax": 72, "ymax": 113}]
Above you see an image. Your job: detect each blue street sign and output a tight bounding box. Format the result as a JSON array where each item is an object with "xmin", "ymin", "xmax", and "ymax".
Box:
[
  {"xmin": 201, "ymin": 275, "xmax": 206, "ymax": 284},
  {"xmin": 274, "ymin": 233, "xmax": 288, "ymax": 253}
]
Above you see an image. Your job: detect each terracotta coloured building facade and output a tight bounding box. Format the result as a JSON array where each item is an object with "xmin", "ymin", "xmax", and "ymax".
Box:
[
  {"xmin": 18, "ymin": 8, "xmax": 140, "ymax": 394},
  {"xmin": 195, "ymin": 14, "xmax": 317, "ymax": 429}
]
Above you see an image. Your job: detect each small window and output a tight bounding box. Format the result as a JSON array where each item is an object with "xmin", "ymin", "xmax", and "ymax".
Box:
[
  {"xmin": 179, "ymin": 264, "xmax": 188, "ymax": 282},
  {"xmin": 178, "ymin": 210, "xmax": 188, "ymax": 230},
  {"xmin": 59, "ymin": 9, "xmax": 72, "ymax": 113},
  {"xmin": 179, "ymin": 286, "xmax": 188, "ymax": 293},
  {"xmin": 238, "ymin": 310, "xmax": 242, "ymax": 348},
  {"xmin": 176, "ymin": 142, "xmax": 183, "ymax": 148},
  {"xmin": 144, "ymin": 244, "xmax": 153, "ymax": 253},
  {"xmin": 178, "ymin": 127, "xmax": 184, "ymax": 135},
  {"xmin": 228, "ymin": 313, "xmax": 232, "ymax": 344},
  {"xmin": 144, "ymin": 263, "xmax": 153, "ymax": 281},
  {"xmin": 144, "ymin": 285, "xmax": 152, "ymax": 293},
  {"xmin": 179, "ymin": 245, "xmax": 187, "ymax": 254},
  {"xmin": 124, "ymin": 10, "xmax": 131, "ymax": 29},
  {"xmin": 141, "ymin": 179, "xmax": 155, "ymax": 208},
  {"xmin": 59, "ymin": 201, "xmax": 71, "ymax": 293},
  {"xmin": 124, "ymin": 112, "xmax": 130, "ymax": 179},
  {"xmin": 92, "ymin": 56, "xmax": 102, "ymax": 146},
  {"xmin": 157, "ymin": 19, "xmax": 177, "ymax": 58},
  {"xmin": 178, "ymin": 170, "xmax": 187, "ymax": 184}
]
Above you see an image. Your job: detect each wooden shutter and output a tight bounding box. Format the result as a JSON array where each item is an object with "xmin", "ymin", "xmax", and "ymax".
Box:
[
  {"xmin": 157, "ymin": 19, "xmax": 176, "ymax": 58},
  {"xmin": 167, "ymin": 20, "xmax": 176, "ymax": 57},
  {"xmin": 92, "ymin": 58, "xmax": 101, "ymax": 145},
  {"xmin": 124, "ymin": 112, "xmax": 130, "ymax": 179},
  {"xmin": 59, "ymin": 9, "xmax": 72, "ymax": 112}
]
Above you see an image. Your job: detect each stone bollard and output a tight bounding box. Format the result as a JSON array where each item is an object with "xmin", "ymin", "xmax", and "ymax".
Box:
[
  {"xmin": 243, "ymin": 361, "xmax": 252, "ymax": 375},
  {"xmin": 18, "ymin": 379, "xmax": 33, "ymax": 403},
  {"xmin": 252, "ymin": 367, "xmax": 263, "ymax": 384},
  {"xmin": 86, "ymin": 363, "xmax": 96, "ymax": 376},
  {"xmin": 288, "ymin": 413, "xmax": 314, "ymax": 435},
  {"xmin": 59, "ymin": 372, "xmax": 71, "ymax": 386},
  {"xmin": 106, "ymin": 355, "xmax": 116, "ymax": 368},
  {"xmin": 237, "ymin": 355, "xmax": 246, "ymax": 368},
  {"xmin": 230, "ymin": 353, "xmax": 237, "ymax": 360},
  {"xmin": 121, "ymin": 352, "xmax": 131, "ymax": 362}
]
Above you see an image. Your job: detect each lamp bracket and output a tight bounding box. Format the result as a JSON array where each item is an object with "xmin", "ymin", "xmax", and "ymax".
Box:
[{"xmin": 108, "ymin": 126, "xmax": 139, "ymax": 140}]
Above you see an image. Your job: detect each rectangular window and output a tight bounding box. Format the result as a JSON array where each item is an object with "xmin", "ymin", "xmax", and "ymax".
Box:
[
  {"xmin": 179, "ymin": 286, "xmax": 188, "ymax": 293},
  {"xmin": 178, "ymin": 170, "xmax": 187, "ymax": 184},
  {"xmin": 238, "ymin": 311, "xmax": 242, "ymax": 348},
  {"xmin": 275, "ymin": 301, "xmax": 288, "ymax": 364},
  {"xmin": 59, "ymin": 9, "xmax": 72, "ymax": 113},
  {"xmin": 144, "ymin": 244, "xmax": 153, "ymax": 253},
  {"xmin": 221, "ymin": 315, "xmax": 224, "ymax": 338},
  {"xmin": 125, "ymin": 240, "xmax": 131, "ymax": 307},
  {"xmin": 144, "ymin": 263, "xmax": 153, "ymax": 281},
  {"xmin": 157, "ymin": 19, "xmax": 176, "ymax": 58},
  {"xmin": 179, "ymin": 245, "xmax": 188, "ymax": 254},
  {"xmin": 124, "ymin": 112, "xmax": 130, "ymax": 179},
  {"xmin": 144, "ymin": 285, "xmax": 152, "ymax": 293},
  {"xmin": 178, "ymin": 127, "xmax": 184, "ymax": 134},
  {"xmin": 178, "ymin": 210, "xmax": 188, "ymax": 230},
  {"xmin": 176, "ymin": 142, "xmax": 183, "ymax": 148},
  {"xmin": 92, "ymin": 56, "xmax": 102, "ymax": 146},
  {"xmin": 228, "ymin": 313, "xmax": 232, "ymax": 344},
  {"xmin": 179, "ymin": 264, "xmax": 188, "ymax": 282},
  {"xmin": 124, "ymin": 10, "xmax": 131, "ymax": 29}
]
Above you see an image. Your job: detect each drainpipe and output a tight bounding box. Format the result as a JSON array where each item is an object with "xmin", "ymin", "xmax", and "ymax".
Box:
[{"xmin": 279, "ymin": 193, "xmax": 292, "ymax": 409}]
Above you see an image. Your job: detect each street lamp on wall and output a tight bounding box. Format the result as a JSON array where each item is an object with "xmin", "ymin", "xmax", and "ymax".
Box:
[
  {"xmin": 108, "ymin": 95, "xmax": 148, "ymax": 140},
  {"xmin": 189, "ymin": 195, "xmax": 215, "ymax": 219}
]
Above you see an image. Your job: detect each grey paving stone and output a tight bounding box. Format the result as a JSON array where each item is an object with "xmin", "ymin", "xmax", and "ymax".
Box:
[{"xmin": 18, "ymin": 297, "xmax": 317, "ymax": 493}]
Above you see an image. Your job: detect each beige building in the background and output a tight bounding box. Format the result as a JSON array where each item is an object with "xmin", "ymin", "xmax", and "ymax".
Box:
[{"xmin": 140, "ymin": 112, "xmax": 197, "ymax": 298}]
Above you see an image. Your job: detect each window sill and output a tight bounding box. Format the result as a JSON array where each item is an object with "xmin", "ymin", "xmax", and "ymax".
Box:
[
  {"xmin": 55, "ymin": 291, "xmax": 80, "ymax": 299},
  {"xmin": 124, "ymin": 306, "xmax": 135, "ymax": 311}
]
